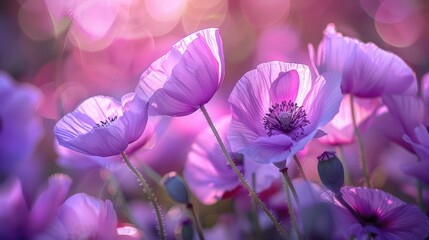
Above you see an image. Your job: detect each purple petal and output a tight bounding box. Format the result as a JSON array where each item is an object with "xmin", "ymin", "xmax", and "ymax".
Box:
[
  {"xmin": 303, "ymin": 72, "xmax": 342, "ymax": 133},
  {"xmin": 28, "ymin": 174, "xmax": 72, "ymax": 234},
  {"xmin": 241, "ymin": 134, "xmax": 294, "ymax": 164},
  {"xmin": 378, "ymin": 204, "xmax": 429, "ymax": 240},
  {"xmin": 184, "ymin": 117, "xmax": 238, "ymax": 204},
  {"xmin": 401, "ymin": 159, "xmax": 429, "ymax": 184},
  {"xmin": 316, "ymin": 24, "xmax": 417, "ymax": 97},
  {"xmin": 55, "ymin": 193, "xmax": 118, "ymax": 239},
  {"xmin": 0, "ymin": 72, "xmax": 42, "ymax": 173},
  {"xmin": 383, "ymin": 95, "xmax": 426, "ymax": 142},
  {"xmin": 228, "ymin": 62, "xmax": 312, "ymax": 152},
  {"xmin": 0, "ymin": 178, "xmax": 28, "ymax": 237},
  {"xmin": 136, "ymin": 28, "xmax": 224, "ymax": 116},
  {"xmin": 269, "ymin": 69, "xmax": 300, "ymax": 104},
  {"xmin": 54, "ymin": 96, "xmax": 133, "ymax": 157}
]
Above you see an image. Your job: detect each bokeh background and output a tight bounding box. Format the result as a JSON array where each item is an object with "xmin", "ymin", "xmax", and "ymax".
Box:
[{"xmin": 1, "ymin": 0, "xmax": 429, "ymax": 234}]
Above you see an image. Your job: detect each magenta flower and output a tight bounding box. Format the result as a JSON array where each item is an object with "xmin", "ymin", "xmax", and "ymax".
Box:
[
  {"xmin": 184, "ymin": 116, "xmax": 278, "ymax": 205},
  {"xmin": 40, "ymin": 193, "xmax": 118, "ymax": 240},
  {"xmin": 0, "ymin": 72, "xmax": 42, "ymax": 175},
  {"xmin": 328, "ymin": 187, "xmax": 429, "ymax": 239},
  {"xmin": 54, "ymin": 93, "xmax": 148, "ymax": 157},
  {"xmin": 135, "ymin": 28, "xmax": 224, "ymax": 116},
  {"xmin": 311, "ymin": 23, "xmax": 417, "ymax": 97},
  {"xmin": 228, "ymin": 61, "xmax": 342, "ymax": 165}
]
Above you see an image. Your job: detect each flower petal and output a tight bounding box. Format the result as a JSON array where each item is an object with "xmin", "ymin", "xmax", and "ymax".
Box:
[
  {"xmin": 303, "ymin": 72, "xmax": 342, "ymax": 133},
  {"xmin": 241, "ymin": 135, "xmax": 294, "ymax": 164},
  {"xmin": 137, "ymin": 28, "xmax": 224, "ymax": 116},
  {"xmin": 29, "ymin": 174, "xmax": 72, "ymax": 234}
]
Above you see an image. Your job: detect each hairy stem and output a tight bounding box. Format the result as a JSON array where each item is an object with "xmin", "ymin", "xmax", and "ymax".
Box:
[
  {"xmin": 121, "ymin": 152, "xmax": 165, "ymax": 240},
  {"xmin": 281, "ymin": 174, "xmax": 303, "ymax": 240},
  {"xmin": 200, "ymin": 105, "xmax": 287, "ymax": 239},
  {"xmin": 293, "ymin": 155, "xmax": 307, "ymax": 181},
  {"xmin": 350, "ymin": 95, "xmax": 370, "ymax": 187},
  {"xmin": 187, "ymin": 203, "xmax": 205, "ymax": 240}
]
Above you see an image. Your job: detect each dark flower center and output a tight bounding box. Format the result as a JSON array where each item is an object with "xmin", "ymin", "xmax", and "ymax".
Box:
[
  {"xmin": 95, "ymin": 116, "xmax": 118, "ymax": 128},
  {"xmin": 263, "ymin": 100, "xmax": 310, "ymax": 140}
]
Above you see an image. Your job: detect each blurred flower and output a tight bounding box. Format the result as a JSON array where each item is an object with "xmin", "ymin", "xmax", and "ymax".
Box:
[
  {"xmin": 328, "ymin": 187, "xmax": 429, "ymax": 239},
  {"xmin": 135, "ymin": 28, "xmax": 224, "ymax": 116},
  {"xmin": 54, "ymin": 93, "xmax": 148, "ymax": 157},
  {"xmin": 403, "ymin": 125, "xmax": 429, "ymax": 184},
  {"xmin": 184, "ymin": 116, "xmax": 278, "ymax": 205},
  {"xmin": 312, "ymin": 23, "xmax": 417, "ymax": 98},
  {"xmin": 382, "ymin": 85, "xmax": 429, "ymax": 183},
  {"xmin": 228, "ymin": 61, "xmax": 342, "ymax": 166},
  {"xmin": 43, "ymin": 0, "xmax": 133, "ymax": 50},
  {"xmin": 0, "ymin": 174, "xmax": 71, "ymax": 239},
  {"xmin": 0, "ymin": 72, "xmax": 42, "ymax": 177},
  {"xmin": 311, "ymin": 23, "xmax": 417, "ymax": 145},
  {"xmin": 40, "ymin": 193, "xmax": 118, "ymax": 239}
]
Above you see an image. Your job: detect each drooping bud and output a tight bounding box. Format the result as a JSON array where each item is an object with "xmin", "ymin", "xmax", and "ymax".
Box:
[
  {"xmin": 175, "ymin": 218, "xmax": 194, "ymax": 240},
  {"xmin": 162, "ymin": 172, "xmax": 190, "ymax": 204},
  {"xmin": 317, "ymin": 151, "xmax": 344, "ymax": 195}
]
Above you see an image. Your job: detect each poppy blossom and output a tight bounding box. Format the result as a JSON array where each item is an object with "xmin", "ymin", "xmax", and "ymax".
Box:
[
  {"xmin": 135, "ymin": 28, "xmax": 224, "ymax": 116},
  {"xmin": 228, "ymin": 61, "xmax": 342, "ymax": 166}
]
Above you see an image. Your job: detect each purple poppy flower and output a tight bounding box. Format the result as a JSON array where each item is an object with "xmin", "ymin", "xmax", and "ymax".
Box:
[
  {"xmin": 311, "ymin": 23, "xmax": 417, "ymax": 98},
  {"xmin": 0, "ymin": 71, "xmax": 42, "ymax": 175},
  {"xmin": 40, "ymin": 193, "xmax": 118, "ymax": 240},
  {"xmin": 0, "ymin": 174, "xmax": 71, "ymax": 239},
  {"xmin": 184, "ymin": 116, "xmax": 278, "ymax": 205},
  {"xmin": 135, "ymin": 28, "xmax": 224, "ymax": 116},
  {"xmin": 381, "ymin": 93, "xmax": 429, "ymax": 183},
  {"xmin": 228, "ymin": 61, "xmax": 342, "ymax": 166},
  {"xmin": 402, "ymin": 125, "xmax": 429, "ymax": 184},
  {"xmin": 54, "ymin": 93, "xmax": 149, "ymax": 157},
  {"xmin": 328, "ymin": 187, "xmax": 429, "ymax": 239}
]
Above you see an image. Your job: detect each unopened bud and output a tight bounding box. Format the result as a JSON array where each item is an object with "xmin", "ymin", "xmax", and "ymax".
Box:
[
  {"xmin": 175, "ymin": 218, "xmax": 194, "ymax": 240},
  {"xmin": 162, "ymin": 172, "xmax": 190, "ymax": 204},
  {"xmin": 317, "ymin": 151, "xmax": 344, "ymax": 194}
]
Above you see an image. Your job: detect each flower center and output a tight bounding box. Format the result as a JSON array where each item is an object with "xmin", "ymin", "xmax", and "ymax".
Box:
[
  {"xmin": 263, "ymin": 100, "xmax": 309, "ymax": 140},
  {"xmin": 95, "ymin": 116, "xmax": 118, "ymax": 128}
]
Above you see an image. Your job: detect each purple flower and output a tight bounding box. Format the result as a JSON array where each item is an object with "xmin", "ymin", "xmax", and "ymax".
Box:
[
  {"xmin": 40, "ymin": 193, "xmax": 118, "ymax": 240},
  {"xmin": 0, "ymin": 71, "xmax": 42, "ymax": 175},
  {"xmin": 184, "ymin": 116, "xmax": 278, "ymax": 205},
  {"xmin": 0, "ymin": 174, "xmax": 71, "ymax": 239},
  {"xmin": 311, "ymin": 23, "xmax": 417, "ymax": 98},
  {"xmin": 382, "ymin": 92, "xmax": 429, "ymax": 183},
  {"xmin": 228, "ymin": 61, "xmax": 342, "ymax": 166},
  {"xmin": 54, "ymin": 93, "xmax": 148, "ymax": 157},
  {"xmin": 329, "ymin": 187, "xmax": 429, "ymax": 239},
  {"xmin": 135, "ymin": 28, "xmax": 224, "ymax": 116}
]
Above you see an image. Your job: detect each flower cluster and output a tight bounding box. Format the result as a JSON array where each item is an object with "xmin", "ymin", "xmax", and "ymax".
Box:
[{"xmin": 2, "ymin": 16, "xmax": 429, "ymax": 240}]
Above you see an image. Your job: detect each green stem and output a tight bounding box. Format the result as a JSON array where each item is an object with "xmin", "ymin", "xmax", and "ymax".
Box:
[
  {"xmin": 280, "ymin": 168, "xmax": 300, "ymax": 206},
  {"xmin": 336, "ymin": 146, "xmax": 352, "ymax": 186},
  {"xmin": 293, "ymin": 155, "xmax": 307, "ymax": 181},
  {"xmin": 121, "ymin": 152, "xmax": 165, "ymax": 240},
  {"xmin": 251, "ymin": 173, "xmax": 263, "ymax": 240},
  {"xmin": 281, "ymin": 174, "xmax": 303, "ymax": 240},
  {"xmin": 187, "ymin": 203, "xmax": 205, "ymax": 240},
  {"xmin": 350, "ymin": 95, "xmax": 370, "ymax": 187},
  {"xmin": 199, "ymin": 105, "xmax": 287, "ymax": 239}
]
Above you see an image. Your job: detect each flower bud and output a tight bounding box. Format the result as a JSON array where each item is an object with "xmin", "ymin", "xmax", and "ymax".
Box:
[
  {"xmin": 175, "ymin": 218, "xmax": 194, "ymax": 240},
  {"xmin": 317, "ymin": 151, "xmax": 344, "ymax": 195},
  {"xmin": 162, "ymin": 172, "xmax": 190, "ymax": 204}
]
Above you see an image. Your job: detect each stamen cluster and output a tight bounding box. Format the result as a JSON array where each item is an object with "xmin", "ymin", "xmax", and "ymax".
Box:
[
  {"xmin": 95, "ymin": 116, "xmax": 118, "ymax": 128},
  {"xmin": 263, "ymin": 100, "xmax": 310, "ymax": 140}
]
